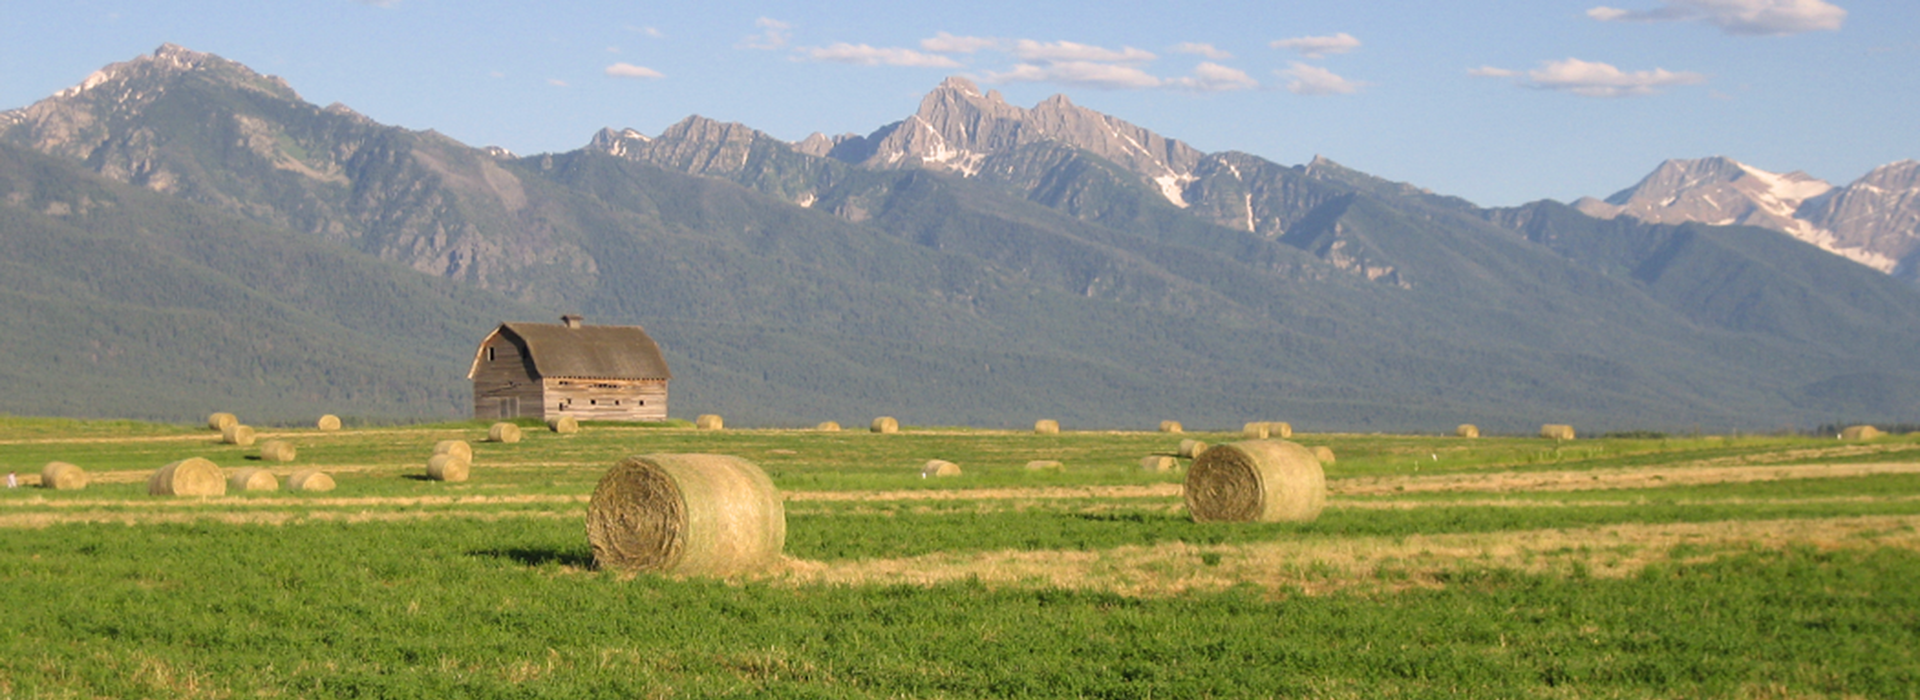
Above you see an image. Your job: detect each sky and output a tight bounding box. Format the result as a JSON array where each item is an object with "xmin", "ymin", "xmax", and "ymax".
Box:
[{"xmin": 2, "ymin": 0, "xmax": 1915, "ymax": 206}]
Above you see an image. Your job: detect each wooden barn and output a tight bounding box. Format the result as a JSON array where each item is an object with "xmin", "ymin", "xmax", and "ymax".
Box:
[{"xmin": 468, "ymin": 315, "xmax": 670, "ymax": 422}]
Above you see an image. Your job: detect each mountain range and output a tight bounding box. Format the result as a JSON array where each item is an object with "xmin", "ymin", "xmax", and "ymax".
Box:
[{"xmin": 2, "ymin": 44, "xmax": 1916, "ymax": 431}]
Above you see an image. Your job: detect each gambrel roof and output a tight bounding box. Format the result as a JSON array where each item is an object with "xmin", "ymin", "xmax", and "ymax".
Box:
[{"xmin": 467, "ymin": 319, "xmax": 671, "ymax": 381}]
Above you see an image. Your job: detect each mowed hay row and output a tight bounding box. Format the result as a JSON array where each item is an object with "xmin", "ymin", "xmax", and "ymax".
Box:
[
  {"xmin": 316, "ymin": 414, "xmax": 342, "ymax": 432},
  {"xmin": 1158, "ymin": 420, "xmax": 1183, "ymax": 434},
  {"xmin": 921, "ymin": 460, "xmax": 962, "ymax": 478},
  {"xmin": 1140, "ymin": 455, "xmax": 1178, "ymax": 473},
  {"xmin": 207, "ymin": 412, "xmax": 238, "ymax": 431},
  {"xmin": 287, "ymin": 469, "xmax": 335, "ymax": 492},
  {"xmin": 1024, "ymin": 460, "xmax": 1065, "ymax": 473},
  {"xmin": 1540, "ymin": 424, "xmax": 1576, "ymax": 441},
  {"xmin": 221, "ymin": 424, "xmax": 256, "ymax": 447},
  {"xmin": 1178, "ymin": 439, "xmax": 1210, "ymax": 459},
  {"xmin": 149, "ymin": 458, "xmax": 226, "ymax": 497},
  {"xmin": 258, "ymin": 440, "xmax": 297, "ymax": 462},
  {"xmin": 815, "ymin": 421, "xmax": 842, "ymax": 432},
  {"xmin": 696, "ymin": 414, "xmax": 725, "ymax": 431},
  {"xmin": 426, "ymin": 454, "xmax": 470, "ymax": 482},
  {"xmin": 1185, "ymin": 440, "xmax": 1326, "ymax": 523},
  {"xmin": 433, "ymin": 440, "xmax": 473, "ymax": 462},
  {"xmin": 39, "ymin": 462, "xmax": 88, "ymax": 491},
  {"xmin": 228, "ymin": 467, "xmax": 279, "ymax": 492},
  {"xmin": 870, "ymin": 417, "xmax": 899, "ymax": 434},
  {"xmin": 586, "ymin": 453, "xmax": 786, "ymax": 576},
  {"xmin": 1842, "ymin": 425, "xmax": 1883, "ymax": 440},
  {"xmin": 1456, "ymin": 424, "xmax": 1481, "ymax": 438},
  {"xmin": 487, "ymin": 422, "xmax": 523, "ymax": 443},
  {"xmin": 1312, "ymin": 445, "xmax": 1337, "ymax": 464},
  {"xmin": 1034, "ymin": 419, "xmax": 1060, "ymax": 435},
  {"xmin": 548, "ymin": 416, "xmax": 580, "ymax": 434}
]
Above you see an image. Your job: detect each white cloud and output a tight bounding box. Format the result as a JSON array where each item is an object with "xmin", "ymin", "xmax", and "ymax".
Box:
[
  {"xmin": 1586, "ymin": 0, "xmax": 1845, "ymax": 35},
  {"xmin": 1012, "ymin": 40, "xmax": 1155, "ymax": 63},
  {"xmin": 1279, "ymin": 62, "xmax": 1363, "ymax": 95},
  {"xmin": 1167, "ymin": 62, "xmax": 1258, "ymax": 92},
  {"xmin": 739, "ymin": 17, "xmax": 790, "ymax": 50},
  {"xmin": 985, "ymin": 61, "xmax": 1164, "ymax": 89},
  {"xmin": 604, "ymin": 63, "xmax": 664, "ymax": 79},
  {"xmin": 1467, "ymin": 66, "xmax": 1519, "ymax": 77},
  {"xmin": 1503, "ymin": 57, "xmax": 1707, "ymax": 97},
  {"xmin": 921, "ymin": 32, "xmax": 1000, "ymax": 54},
  {"xmin": 801, "ymin": 43, "xmax": 963, "ymax": 68},
  {"xmin": 1270, "ymin": 32, "xmax": 1361, "ymax": 59},
  {"xmin": 1171, "ymin": 42, "xmax": 1232, "ymax": 60},
  {"xmin": 546, "ymin": 78, "xmax": 569, "ymax": 87},
  {"xmin": 625, "ymin": 25, "xmax": 664, "ymax": 38}
]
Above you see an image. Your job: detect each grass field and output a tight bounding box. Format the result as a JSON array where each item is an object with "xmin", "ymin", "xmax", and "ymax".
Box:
[{"xmin": 2, "ymin": 416, "xmax": 1917, "ymax": 698}]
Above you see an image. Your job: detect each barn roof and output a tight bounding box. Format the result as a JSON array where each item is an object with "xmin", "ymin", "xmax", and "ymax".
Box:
[{"xmin": 469, "ymin": 319, "xmax": 671, "ymax": 381}]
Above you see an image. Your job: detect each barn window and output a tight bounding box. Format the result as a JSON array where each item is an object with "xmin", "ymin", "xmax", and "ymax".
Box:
[
  {"xmin": 590, "ymin": 399, "xmax": 597, "ymax": 405},
  {"xmin": 486, "ymin": 346, "xmax": 496, "ymax": 362}
]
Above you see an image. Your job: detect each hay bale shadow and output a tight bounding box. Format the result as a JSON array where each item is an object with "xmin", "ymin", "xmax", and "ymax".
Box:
[{"xmin": 470, "ymin": 547, "xmax": 594, "ymax": 569}]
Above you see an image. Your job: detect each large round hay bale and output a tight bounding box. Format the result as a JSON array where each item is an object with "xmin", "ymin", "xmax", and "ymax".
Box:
[
  {"xmin": 1243, "ymin": 422, "xmax": 1270, "ymax": 439},
  {"xmin": 696, "ymin": 414, "xmax": 725, "ymax": 430},
  {"xmin": 221, "ymin": 424, "xmax": 256, "ymax": 447},
  {"xmin": 287, "ymin": 469, "xmax": 335, "ymax": 492},
  {"xmin": 1140, "ymin": 455, "xmax": 1178, "ymax": 473},
  {"xmin": 870, "ymin": 416, "xmax": 899, "ymax": 434},
  {"xmin": 1158, "ymin": 420, "xmax": 1183, "ymax": 433},
  {"xmin": 586, "ymin": 453, "xmax": 786, "ymax": 576},
  {"xmin": 258, "ymin": 440, "xmax": 296, "ymax": 462},
  {"xmin": 548, "ymin": 416, "xmax": 580, "ymax": 434},
  {"xmin": 1266, "ymin": 422, "xmax": 1294, "ymax": 439},
  {"xmin": 487, "ymin": 422, "xmax": 523, "ymax": 443},
  {"xmin": 1841, "ymin": 425, "xmax": 1882, "ymax": 440},
  {"xmin": 316, "ymin": 414, "xmax": 342, "ymax": 431},
  {"xmin": 1185, "ymin": 441, "xmax": 1326, "ymax": 523},
  {"xmin": 228, "ymin": 467, "xmax": 279, "ymax": 492},
  {"xmin": 433, "ymin": 440, "xmax": 473, "ymax": 462},
  {"xmin": 1311, "ymin": 445, "xmax": 1337, "ymax": 464},
  {"xmin": 815, "ymin": 421, "xmax": 842, "ymax": 432},
  {"xmin": 1456, "ymin": 424, "xmax": 1480, "ymax": 439},
  {"xmin": 40, "ymin": 462, "xmax": 88, "ymax": 491},
  {"xmin": 1025, "ymin": 460, "xmax": 1065, "ymax": 473},
  {"xmin": 1540, "ymin": 424, "xmax": 1576, "ymax": 440},
  {"xmin": 426, "ymin": 454, "xmax": 470, "ymax": 482},
  {"xmin": 1034, "ymin": 419, "xmax": 1060, "ymax": 435},
  {"xmin": 1178, "ymin": 438, "xmax": 1210, "ymax": 459},
  {"xmin": 207, "ymin": 412, "xmax": 237, "ymax": 431},
  {"xmin": 921, "ymin": 459, "xmax": 962, "ymax": 478},
  {"xmin": 149, "ymin": 458, "xmax": 226, "ymax": 496}
]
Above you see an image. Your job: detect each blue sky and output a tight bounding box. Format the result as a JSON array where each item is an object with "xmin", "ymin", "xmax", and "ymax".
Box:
[{"xmin": 3, "ymin": 0, "xmax": 1914, "ymax": 206}]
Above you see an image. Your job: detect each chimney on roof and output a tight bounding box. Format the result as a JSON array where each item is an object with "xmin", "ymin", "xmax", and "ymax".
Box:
[{"xmin": 561, "ymin": 314, "xmax": 584, "ymax": 329}]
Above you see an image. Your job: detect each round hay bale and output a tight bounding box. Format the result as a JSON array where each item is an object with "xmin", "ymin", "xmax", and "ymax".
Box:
[
  {"xmin": 1140, "ymin": 455, "xmax": 1178, "ymax": 473},
  {"xmin": 228, "ymin": 467, "xmax": 279, "ymax": 492},
  {"xmin": 1243, "ymin": 422, "xmax": 1270, "ymax": 439},
  {"xmin": 1540, "ymin": 424, "xmax": 1576, "ymax": 441},
  {"xmin": 1456, "ymin": 424, "xmax": 1480, "ymax": 439},
  {"xmin": 1311, "ymin": 445, "xmax": 1337, "ymax": 464},
  {"xmin": 149, "ymin": 458, "xmax": 226, "ymax": 497},
  {"xmin": 548, "ymin": 416, "xmax": 580, "ymax": 434},
  {"xmin": 221, "ymin": 424, "xmax": 256, "ymax": 447},
  {"xmin": 1034, "ymin": 419, "xmax": 1060, "ymax": 435},
  {"xmin": 586, "ymin": 453, "xmax": 786, "ymax": 576},
  {"xmin": 1178, "ymin": 438, "xmax": 1210, "ymax": 459},
  {"xmin": 870, "ymin": 416, "xmax": 899, "ymax": 434},
  {"xmin": 316, "ymin": 414, "xmax": 342, "ymax": 431},
  {"xmin": 695, "ymin": 414, "xmax": 725, "ymax": 431},
  {"xmin": 426, "ymin": 454, "xmax": 470, "ymax": 482},
  {"xmin": 258, "ymin": 440, "xmax": 296, "ymax": 462},
  {"xmin": 1158, "ymin": 420, "xmax": 1183, "ymax": 433},
  {"xmin": 1841, "ymin": 425, "xmax": 1882, "ymax": 440},
  {"xmin": 287, "ymin": 469, "xmax": 335, "ymax": 492},
  {"xmin": 920, "ymin": 459, "xmax": 962, "ymax": 478},
  {"xmin": 1024, "ymin": 460, "xmax": 1065, "ymax": 473},
  {"xmin": 433, "ymin": 440, "xmax": 473, "ymax": 462},
  {"xmin": 1184, "ymin": 440, "xmax": 1326, "ymax": 523},
  {"xmin": 487, "ymin": 422, "xmax": 523, "ymax": 443},
  {"xmin": 207, "ymin": 412, "xmax": 237, "ymax": 431},
  {"xmin": 815, "ymin": 421, "xmax": 842, "ymax": 432},
  {"xmin": 1266, "ymin": 422, "xmax": 1294, "ymax": 439},
  {"xmin": 40, "ymin": 462, "xmax": 88, "ymax": 491}
]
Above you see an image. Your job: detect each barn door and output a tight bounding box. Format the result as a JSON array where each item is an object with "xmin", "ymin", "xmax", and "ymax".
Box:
[{"xmin": 501, "ymin": 397, "xmax": 519, "ymax": 418}]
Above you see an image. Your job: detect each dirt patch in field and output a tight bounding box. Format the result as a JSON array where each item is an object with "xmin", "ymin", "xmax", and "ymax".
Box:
[
  {"xmin": 771, "ymin": 514, "xmax": 1920, "ymax": 597},
  {"xmin": 1332, "ymin": 462, "xmax": 1920, "ymax": 496}
]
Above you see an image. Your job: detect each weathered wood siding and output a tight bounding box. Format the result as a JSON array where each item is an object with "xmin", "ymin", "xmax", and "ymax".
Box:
[
  {"xmin": 471, "ymin": 334, "xmax": 544, "ymax": 419},
  {"xmin": 543, "ymin": 379, "xmax": 668, "ymax": 422}
]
